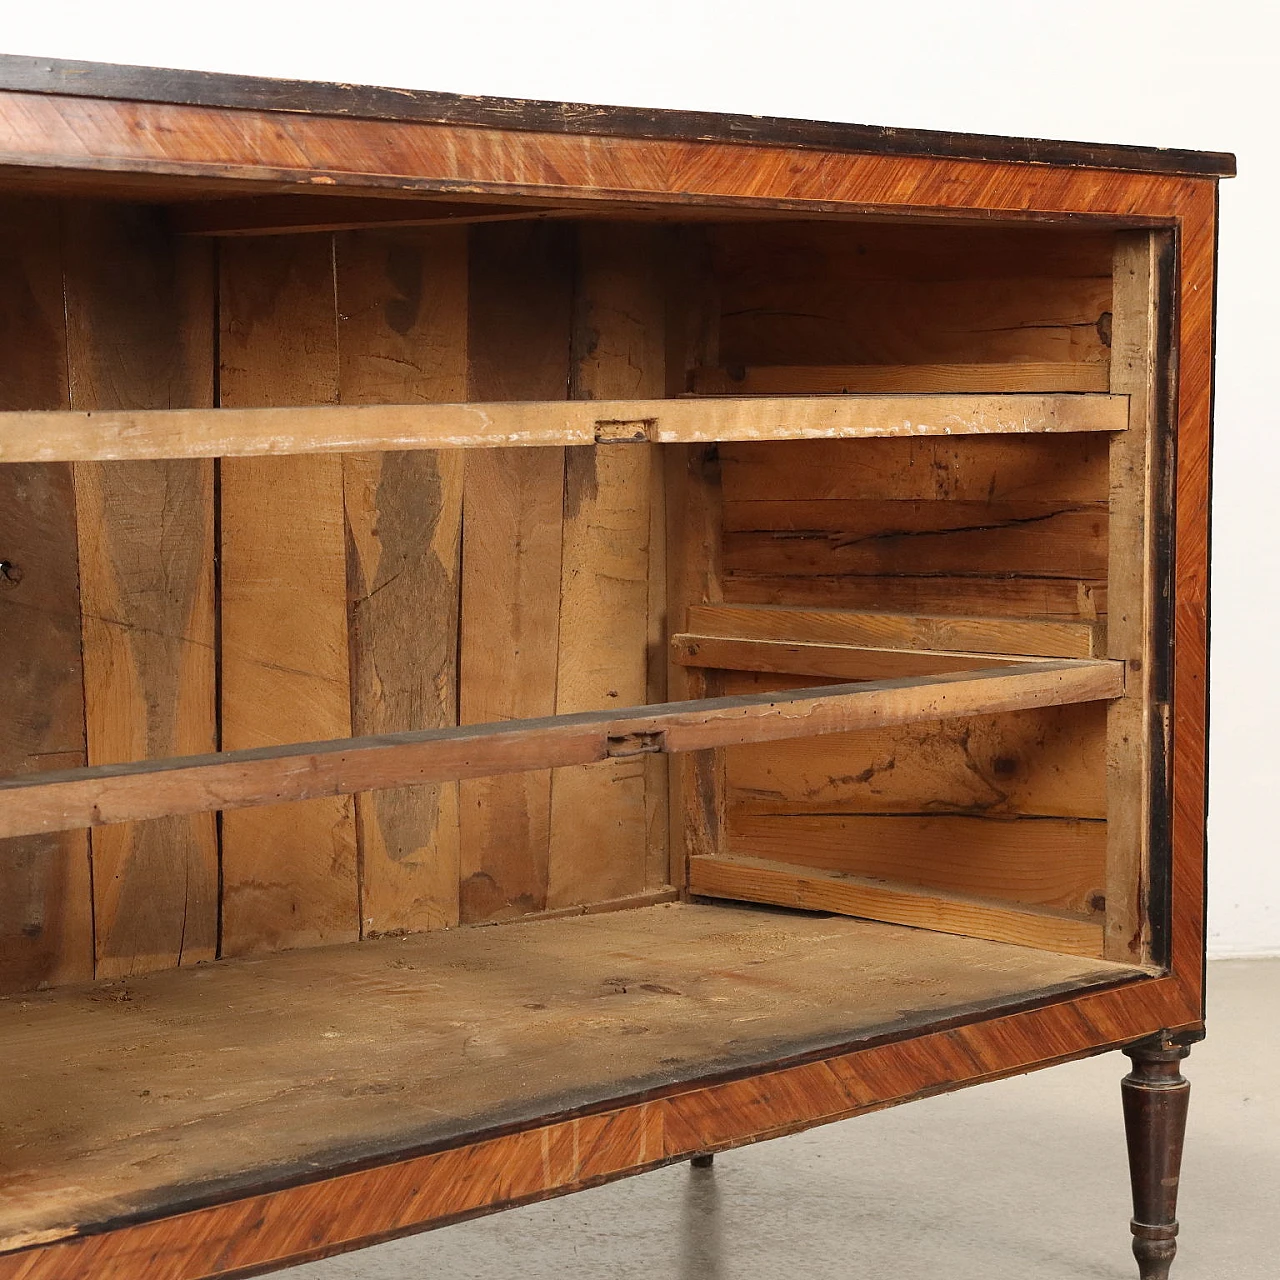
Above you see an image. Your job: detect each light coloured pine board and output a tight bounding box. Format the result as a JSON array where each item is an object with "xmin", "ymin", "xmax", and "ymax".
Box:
[
  {"xmin": 0, "ymin": 661, "xmax": 1123, "ymax": 840},
  {"xmin": 721, "ymin": 572, "xmax": 1107, "ymax": 621},
  {"xmin": 1105, "ymin": 231, "xmax": 1162, "ymax": 963},
  {"xmin": 724, "ymin": 697, "xmax": 1110, "ymax": 823},
  {"xmin": 64, "ymin": 203, "xmax": 218, "ymax": 978},
  {"xmin": 458, "ymin": 222, "xmax": 572, "ymax": 922},
  {"xmin": 218, "ymin": 235, "xmax": 358, "ymax": 955},
  {"xmin": 691, "ymin": 361, "xmax": 1110, "ymax": 395},
  {"xmin": 0, "ymin": 392, "xmax": 1129, "ymax": 462},
  {"xmin": 686, "ymin": 604, "xmax": 1105, "ymax": 659},
  {"xmin": 0, "ymin": 197, "xmax": 93, "ymax": 995},
  {"xmin": 719, "ymin": 434, "xmax": 1110, "ymax": 504},
  {"xmin": 672, "ymin": 634, "xmax": 1024, "ymax": 680},
  {"xmin": 0, "ymin": 901, "xmax": 1135, "ymax": 1253},
  {"xmin": 549, "ymin": 224, "xmax": 663, "ymax": 908},
  {"xmin": 664, "ymin": 228, "xmax": 726, "ymax": 885},
  {"xmin": 722, "ymin": 502, "xmax": 1107, "ymax": 580},
  {"xmin": 337, "ymin": 227, "xmax": 467, "ymax": 936},
  {"xmin": 725, "ymin": 812, "xmax": 1106, "ymax": 916},
  {"xmin": 706, "ymin": 222, "xmax": 1116, "ymax": 287},
  {"xmin": 709, "ymin": 222, "xmax": 1112, "ymax": 372},
  {"xmin": 688, "ymin": 854, "xmax": 1105, "ymax": 957}
]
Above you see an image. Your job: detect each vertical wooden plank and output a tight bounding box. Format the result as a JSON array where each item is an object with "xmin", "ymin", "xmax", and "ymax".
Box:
[
  {"xmin": 219, "ymin": 235, "xmax": 358, "ymax": 955},
  {"xmin": 337, "ymin": 227, "xmax": 467, "ymax": 935},
  {"xmin": 546, "ymin": 224, "xmax": 665, "ymax": 908},
  {"xmin": 458, "ymin": 222, "xmax": 572, "ymax": 922},
  {"xmin": 0, "ymin": 197, "xmax": 93, "ymax": 993},
  {"xmin": 664, "ymin": 229, "xmax": 726, "ymax": 886},
  {"xmin": 1106, "ymin": 230, "xmax": 1161, "ymax": 963},
  {"xmin": 63, "ymin": 203, "xmax": 219, "ymax": 977}
]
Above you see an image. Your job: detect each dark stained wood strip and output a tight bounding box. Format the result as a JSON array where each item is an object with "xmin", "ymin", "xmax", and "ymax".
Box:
[{"xmin": 0, "ymin": 54, "xmax": 1235, "ymax": 177}]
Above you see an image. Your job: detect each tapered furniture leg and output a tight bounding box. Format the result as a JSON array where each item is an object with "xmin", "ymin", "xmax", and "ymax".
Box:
[
  {"xmin": 690, "ymin": 1153, "xmax": 715, "ymax": 1169},
  {"xmin": 1121, "ymin": 1035, "xmax": 1195, "ymax": 1280}
]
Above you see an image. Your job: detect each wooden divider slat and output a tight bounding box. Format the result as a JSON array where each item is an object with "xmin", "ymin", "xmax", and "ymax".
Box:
[
  {"xmin": 64, "ymin": 203, "xmax": 219, "ymax": 978},
  {"xmin": 338, "ymin": 227, "xmax": 468, "ymax": 936},
  {"xmin": 548, "ymin": 224, "xmax": 665, "ymax": 908},
  {"xmin": 0, "ymin": 661, "xmax": 1122, "ymax": 840},
  {"xmin": 685, "ymin": 603, "xmax": 1105, "ymax": 659},
  {"xmin": 1105, "ymin": 232, "xmax": 1164, "ymax": 963},
  {"xmin": 0, "ymin": 392, "xmax": 1128, "ymax": 462},
  {"xmin": 0, "ymin": 197, "xmax": 93, "ymax": 993},
  {"xmin": 719, "ymin": 434, "xmax": 1110, "ymax": 505},
  {"xmin": 218, "ymin": 236, "xmax": 360, "ymax": 955},
  {"xmin": 725, "ymin": 812, "xmax": 1105, "ymax": 916},
  {"xmin": 458, "ymin": 222, "xmax": 572, "ymax": 922},
  {"xmin": 690, "ymin": 361, "xmax": 1109, "ymax": 395},
  {"xmin": 688, "ymin": 854, "xmax": 1105, "ymax": 956},
  {"xmin": 671, "ymin": 633, "xmax": 1024, "ymax": 679}
]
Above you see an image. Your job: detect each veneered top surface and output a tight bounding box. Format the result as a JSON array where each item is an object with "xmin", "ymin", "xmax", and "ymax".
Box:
[{"xmin": 0, "ymin": 53, "xmax": 1236, "ymax": 178}]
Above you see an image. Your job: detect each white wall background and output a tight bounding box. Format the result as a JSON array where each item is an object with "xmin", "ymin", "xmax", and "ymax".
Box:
[{"xmin": 5, "ymin": 0, "xmax": 1276, "ymax": 956}]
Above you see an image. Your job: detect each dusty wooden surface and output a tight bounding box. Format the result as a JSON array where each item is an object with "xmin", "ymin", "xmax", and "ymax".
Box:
[{"xmin": 0, "ymin": 901, "xmax": 1137, "ymax": 1251}]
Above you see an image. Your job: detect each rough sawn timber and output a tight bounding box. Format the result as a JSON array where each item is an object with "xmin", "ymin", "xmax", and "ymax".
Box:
[{"xmin": 0, "ymin": 392, "xmax": 1127, "ymax": 462}]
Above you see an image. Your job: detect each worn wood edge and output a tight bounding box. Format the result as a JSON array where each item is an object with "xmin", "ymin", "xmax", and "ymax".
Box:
[
  {"xmin": 0, "ymin": 966, "xmax": 1183, "ymax": 1276},
  {"xmin": 685, "ymin": 603, "xmax": 1107, "ymax": 659},
  {"xmin": 0, "ymin": 393, "xmax": 1128, "ymax": 462},
  {"xmin": 0, "ymin": 661, "xmax": 1123, "ymax": 838},
  {"xmin": 671, "ymin": 633, "xmax": 1027, "ymax": 674},
  {"xmin": 689, "ymin": 854, "xmax": 1105, "ymax": 956},
  {"xmin": 0, "ymin": 55, "xmax": 1237, "ymax": 177}
]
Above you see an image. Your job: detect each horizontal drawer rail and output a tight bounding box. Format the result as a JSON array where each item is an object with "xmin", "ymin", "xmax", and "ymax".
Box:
[
  {"xmin": 0, "ymin": 393, "xmax": 1127, "ymax": 462},
  {"xmin": 0, "ymin": 659, "xmax": 1122, "ymax": 839}
]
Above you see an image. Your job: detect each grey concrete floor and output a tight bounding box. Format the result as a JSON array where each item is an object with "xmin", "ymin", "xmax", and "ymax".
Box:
[{"xmin": 287, "ymin": 959, "xmax": 1276, "ymax": 1279}]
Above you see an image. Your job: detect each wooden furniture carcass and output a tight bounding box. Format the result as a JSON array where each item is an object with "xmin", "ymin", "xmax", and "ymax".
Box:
[{"xmin": 0, "ymin": 53, "xmax": 1232, "ymax": 1280}]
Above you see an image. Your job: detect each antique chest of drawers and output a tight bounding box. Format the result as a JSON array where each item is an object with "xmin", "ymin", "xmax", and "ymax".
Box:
[{"xmin": 0, "ymin": 53, "xmax": 1232, "ymax": 1280}]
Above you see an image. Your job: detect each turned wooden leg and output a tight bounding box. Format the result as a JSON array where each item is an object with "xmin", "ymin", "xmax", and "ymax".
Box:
[
  {"xmin": 690, "ymin": 1153, "xmax": 714, "ymax": 1169},
  {"xmin": 1122, "ymin": 1035, "xmax": 1197, "ymax": 1280}
]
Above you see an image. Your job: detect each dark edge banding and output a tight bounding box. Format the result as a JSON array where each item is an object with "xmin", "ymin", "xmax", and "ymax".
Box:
[
  {"xmin": 0, "ymin": 53, "xmax": 1237, "ymax": 179},
  {"xmin": 1146, "ymin": 230, "xmax": 1179, "ymax": 972}
]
